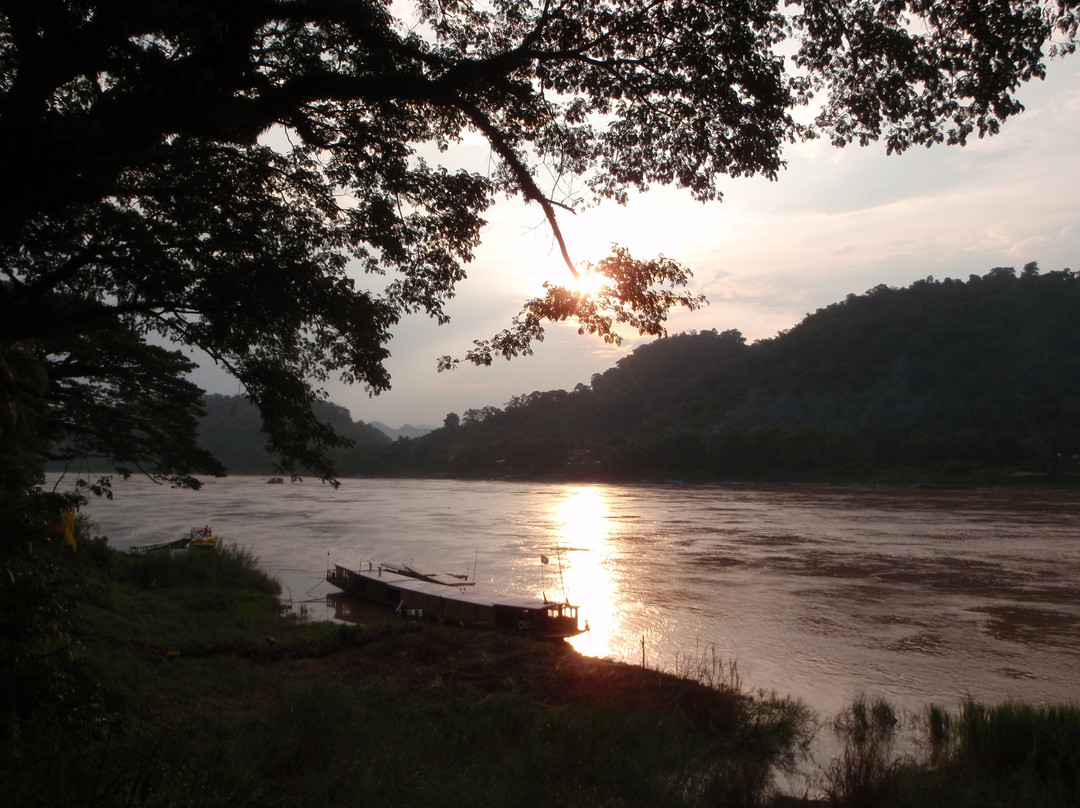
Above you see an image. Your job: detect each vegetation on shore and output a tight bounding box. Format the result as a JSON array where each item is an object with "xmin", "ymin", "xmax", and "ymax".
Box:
[
  {"xmin": 177, "ymin": 265, "xmax": 1080, "ymax": 487},
  {"xmin": 826, "ymin": 696, "xmax": 1080, "ymax": 808},
  {"xmin": 3, "ymin": 523, "xmax": 814, "ymax": 808},
  {"xmin": 347, "ymin": 266, "xmax": 1080, "ymax": 487},
  {"xmin": 59, "ymin": 264, "xmax": 1075, "ymax": 487},
  {"xmin": 4, "ymin": 521, "xmax": 1078, "ymax": 807}
]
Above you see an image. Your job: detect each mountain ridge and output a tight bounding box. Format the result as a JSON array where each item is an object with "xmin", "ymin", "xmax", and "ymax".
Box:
[
  {"xmin": 370, "ymin": 422, "xmax": 435, "ymax": 441},
  {"xmin": 198, "ymin": 394, "xmax": 389, "ymax": 476},
  {"xmin": 345, "ymin": 263, "xmax": 1080, "ymax": 483}
]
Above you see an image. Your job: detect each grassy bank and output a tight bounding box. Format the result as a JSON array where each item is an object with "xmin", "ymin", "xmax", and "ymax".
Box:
[
  {"xmin": 826, "ymin": 696, "xmax": 1080, "ymax": 808},
  {"xmin": 2, "ymin": 531, "xmax": 813, "ymax": 808},
  {"xmin": 3, "ymin": 529, "xmax": 1077, "ymax": 807}
]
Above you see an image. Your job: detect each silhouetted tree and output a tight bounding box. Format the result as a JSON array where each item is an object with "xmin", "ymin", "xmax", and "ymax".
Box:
[
  {"xmin": 370, "ymin": 267, "xmax": 1080, "ymax": 481},
  {"xmin": 1, "ymin": 0, "xmax": 1075, "ymax": 483}
]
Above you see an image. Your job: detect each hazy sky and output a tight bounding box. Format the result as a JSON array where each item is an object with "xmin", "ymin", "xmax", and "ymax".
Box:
[{"xmin": 196, "ymin": 58, "xmax": 1080, "ymax": 429}]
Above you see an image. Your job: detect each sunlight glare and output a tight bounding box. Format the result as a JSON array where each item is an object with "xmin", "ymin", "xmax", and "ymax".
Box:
[
  {"xmin": 570, "ymin": 270, "xmax": 609, "ymax": 298},
  {"xmin": 545, "ymin": 487, "xmax": 619, "ymax": 658}
]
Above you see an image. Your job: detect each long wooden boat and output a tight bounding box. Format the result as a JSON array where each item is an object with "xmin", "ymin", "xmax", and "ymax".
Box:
[
  {"xmin": 128, "ymin": 536, "xmax": 191, "ymax": 556},
  {"xmin": 326, "ymin": 562, "xmax": 584, "ymax": 639}
]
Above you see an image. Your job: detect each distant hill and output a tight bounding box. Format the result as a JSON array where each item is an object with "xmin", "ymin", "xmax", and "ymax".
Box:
[
  {"xmin": 350, "ymin": 264, "xmax": 1080, "ymax": 483},
  {"xmin": 370, "ymin": 422, "xmax": 434, "ymax": 440},
  {"xmin": 199, "ymin": 394, "xmax": 389, "ymax": 476}
]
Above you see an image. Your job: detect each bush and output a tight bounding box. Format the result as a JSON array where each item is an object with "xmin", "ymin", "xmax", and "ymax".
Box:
[{"xmin": 117, "ymin": 543, "xmax": 281, "ymax": 595}]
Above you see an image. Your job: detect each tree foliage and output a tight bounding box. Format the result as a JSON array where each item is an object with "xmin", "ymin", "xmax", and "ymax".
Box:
[
  {"xmin": 364, "ymin": 266, "xmax": 1080, "ymax": 482},
  {"xmin": 0, "ymin": 0, "xmax": 1076, "ymax": 483}
]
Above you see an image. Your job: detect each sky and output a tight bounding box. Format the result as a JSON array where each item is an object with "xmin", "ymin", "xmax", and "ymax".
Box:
[{"xmin": 196, "ymin": 57, "xmax": 1080, "ymax": 430}]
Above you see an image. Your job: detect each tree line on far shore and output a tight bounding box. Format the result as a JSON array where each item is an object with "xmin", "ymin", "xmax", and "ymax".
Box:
[
  {"xmin": 190, "ymin": 263, "xmax": 1079, "ymax": 484},
  {"xmin": 335, "ymin": 264, "xmax": 1079, "ymax": 484}
]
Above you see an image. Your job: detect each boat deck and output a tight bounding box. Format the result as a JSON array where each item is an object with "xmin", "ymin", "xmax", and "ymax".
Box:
[
  {"xmin": 327, "ymin": 564, "xmax": 583, "ymax": 638},
  {"xmin": 375, "ymin": 570, "xmax": 546, "ymax": 608}
]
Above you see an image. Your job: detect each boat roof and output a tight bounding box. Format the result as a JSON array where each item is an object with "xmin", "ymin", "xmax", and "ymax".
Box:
[
  {"xmin": 380, "ymin": 563, "xmax": 475, "ymax": 587},
  {"xmin": 357, "ymin": 567, "xmax": 576, "ymax": 611}
]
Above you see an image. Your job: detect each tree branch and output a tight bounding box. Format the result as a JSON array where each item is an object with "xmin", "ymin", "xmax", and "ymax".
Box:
[{"xmin": 455, "ymin": 98, "xmax": 579, "ymax": 279}]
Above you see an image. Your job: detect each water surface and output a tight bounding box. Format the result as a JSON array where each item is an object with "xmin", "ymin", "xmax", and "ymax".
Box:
[{"xmin": 73, "ymin": 475, "xmax": 1080, "ymax": 720}]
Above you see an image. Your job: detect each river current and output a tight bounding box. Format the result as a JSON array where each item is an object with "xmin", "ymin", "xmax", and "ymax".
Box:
[{"xmin": 72, "ymin": 475, "xmax": 1080, "ymax": 722}]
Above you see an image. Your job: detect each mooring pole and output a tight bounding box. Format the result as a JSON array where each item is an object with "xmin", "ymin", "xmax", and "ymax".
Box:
[{"xmin": 557, "ymin": 540, "xmax": 567, "ymax": 602}]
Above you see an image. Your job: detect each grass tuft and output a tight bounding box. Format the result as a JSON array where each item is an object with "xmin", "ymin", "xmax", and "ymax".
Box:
[
  {"xmin": 825, "ymin": 695, "xmax": 899, "ymax": 808},
  {"xmin": 823, "ymin": 696, "xmax": 1080, "ymax": 808}
]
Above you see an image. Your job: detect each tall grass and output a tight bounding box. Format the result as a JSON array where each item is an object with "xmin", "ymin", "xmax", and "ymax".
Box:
[
  {"xmin": 673, "ymin": 642, "xmax": 743, "ymax": 692},
  {"xmin": 825, "ymin": 695, "xmax": 899, "ymax": 808},
  {"xmin": 670, "ymin": 643, "xmax": 816, "ymax": 803},
  {"xmin": 238, "ymin": 679, "xmax": 810, "ymax": 808},
  {"xmin": 4, "ymin": 541, "xmax": 819, "ymax": 808},
  {"xmin": 943, "ymin": 700, "xmax": 1080, "ymax": 806},
  {"xmin": 4, "ymin": 662, "xmax": 815, "ymax": 808},
  {"xmin": 117, "ymin": 542, "xmax": 281, "ymax": 595},
  {"xmin": 824, "ymin": 697, "xmax": 1080, "ymax": 808}
]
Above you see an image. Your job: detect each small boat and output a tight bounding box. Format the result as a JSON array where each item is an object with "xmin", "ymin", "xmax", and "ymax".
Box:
[
  {"xmin": 189, "ymin": 525, "xmax": 217, "ymax": 549},
  {"xmin": 326, "ymin": 562, "xmax": 584, "ymax": 639},
  {"xmin": 267, "ymin": 477, "xmax": 285, "ymax": 484}
]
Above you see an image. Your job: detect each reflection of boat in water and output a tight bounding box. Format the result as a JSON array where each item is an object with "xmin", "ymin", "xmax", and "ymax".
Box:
[
  {"xmin": 326, "ymin": 591, "xmax": 402, "ymax": 625},
  {"xmin": 326, "ymin": 562, "xmax": 584, "ymax": 639},
  {"xmin": 129, "ymin": 526, "xmax": 217, "ymax": 556}
]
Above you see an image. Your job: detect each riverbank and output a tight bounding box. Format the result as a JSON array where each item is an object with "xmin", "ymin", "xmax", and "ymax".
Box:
[
  {"xmin": 4, "ymin": 535, "xmax": 815, "ymax": 808},
  {"xmin": 333, "ymin": 466, "xmax": 1080, "ymax": 493},
  {"xmin": 5, "ymin": 533, "xmax": 1077, "ymax": 807}
]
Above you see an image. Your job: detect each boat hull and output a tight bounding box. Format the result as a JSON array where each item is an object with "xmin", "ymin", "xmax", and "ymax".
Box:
[
  {"xmin": 129, "ymin": 537, "xmax": 191, "ymax": 556},
  {"xmin": 327, "ymin": 564, "xmax": 583, "ymax": 639}
]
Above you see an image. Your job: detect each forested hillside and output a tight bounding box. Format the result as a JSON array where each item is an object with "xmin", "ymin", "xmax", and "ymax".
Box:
[
  {"xmin": 354, "ymin": 264, "xmax": 1080, "ymax": 483},
  {"xmin": 199, "ymin": 395, "xmax": 389, "ymax": 476}
]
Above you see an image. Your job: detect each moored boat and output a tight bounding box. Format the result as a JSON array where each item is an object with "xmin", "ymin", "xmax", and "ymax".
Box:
[
  {"xmin": 128, "ymin": 536, "xmax": 192, "ymax": 556},
  {"xmin": 326, "ymin": 562, "xmax": 584, "ymax": 639},
  {"xmin": 189, "ymin": 525, "xmax": 216, "ymax": 549}
]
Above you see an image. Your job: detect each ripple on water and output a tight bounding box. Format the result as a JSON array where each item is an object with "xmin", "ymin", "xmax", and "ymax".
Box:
[{"xmin": 71, "ymin": 475, "xmax": 1080, "ymax": 719}]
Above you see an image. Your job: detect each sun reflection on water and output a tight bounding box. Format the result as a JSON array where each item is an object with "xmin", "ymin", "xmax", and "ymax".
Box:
[{"xmin": 542, "ymin": 487, "xmax": 618, "ymax": 658}]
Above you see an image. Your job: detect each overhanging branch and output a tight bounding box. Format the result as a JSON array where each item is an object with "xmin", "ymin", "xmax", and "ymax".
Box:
[{"xmin": 456, "ymin": 98, "xmax": 579, "ymax": 279}]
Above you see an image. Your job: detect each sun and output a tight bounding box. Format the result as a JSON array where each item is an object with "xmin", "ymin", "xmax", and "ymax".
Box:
[{"xmin": 570, "ymin": 269, "xmax": 609, "ymax": 297}]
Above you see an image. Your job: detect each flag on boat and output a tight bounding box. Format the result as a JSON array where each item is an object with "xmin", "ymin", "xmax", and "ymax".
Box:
[{"xmin": 540, "ymin": 554, "xmax": 549, "ymax": 564}]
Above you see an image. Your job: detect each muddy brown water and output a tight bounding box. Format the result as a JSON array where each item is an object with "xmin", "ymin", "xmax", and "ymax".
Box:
[{"xmin": 74, "ymin": 476, "xmax": 1080, "ymax": 725}]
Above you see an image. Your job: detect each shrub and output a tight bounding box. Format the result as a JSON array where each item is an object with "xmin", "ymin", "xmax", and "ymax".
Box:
[{"xmin": 826, "ymin": 695, "xmax": 899, "ymax": 808}]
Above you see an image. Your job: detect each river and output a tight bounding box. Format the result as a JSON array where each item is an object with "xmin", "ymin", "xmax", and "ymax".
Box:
[{"xmin": 71, "ymin": 475, "xmax": 1080, "ymax": 724}]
